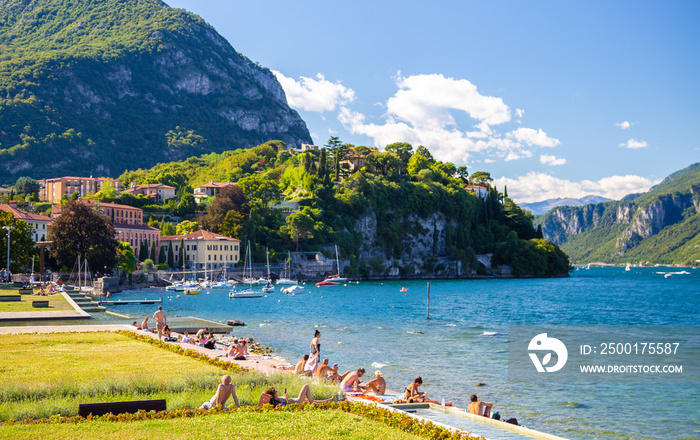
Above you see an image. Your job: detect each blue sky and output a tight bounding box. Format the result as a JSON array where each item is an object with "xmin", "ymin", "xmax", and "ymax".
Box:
[{"xmin": 165, "ymin": 0, "xmax": 699, "ymax": 203}]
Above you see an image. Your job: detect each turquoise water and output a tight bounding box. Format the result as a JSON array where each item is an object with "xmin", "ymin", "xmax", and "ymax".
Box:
[{"xmin": 101, "ymin": 267, "xmax": 699, "ymax": 440}]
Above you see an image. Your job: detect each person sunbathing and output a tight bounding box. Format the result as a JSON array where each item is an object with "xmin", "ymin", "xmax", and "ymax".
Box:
[
  {"xmin": 362, "ymin": 370, "xmax": 386, "ymax": 395},
  {"xmin": 294, "ymin": 354, "xmax": 310, "ymax": 376},
  {"xmin": 227, "ymin": 339, "xmax": 246, "ymax": 360},
  {"xmin": 140, "ymin": 316, "xmax": 150, "ymax": 331},
  {"xmin": 339, "ymin": 368, "xmax": 365, "ymax": 393},
  {"xmin": 398, "ymin": 377, "xmax": 453, "ymax": 406},
  {"xmin": 179, "ymin": 331, "xmax": 196, "ymax": 344},
  {"xmin": 200, "ymin": 375, "xmax": 239, "ymax": 410},
  {"xmin": 467, "ymin": 394, "xmax": 492, "ymax": 417},
  {"xmin": 259, "ymin": 385, "xmax": 333, "ymax": 407},
  {"xmin": 314, "ymin": 358, "xmax": 333, "ymax": 380},
  {"xmin": 204, "ymin": 334, "xmax": 217, "ymax": 350},
  {"xmin": 328, "ymin": 363, "xmax": 350, "ymax": 383}
]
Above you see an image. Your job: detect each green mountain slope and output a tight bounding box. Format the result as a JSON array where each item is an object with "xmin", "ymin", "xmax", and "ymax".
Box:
[
  {"xmin": 0, "ymin": 0, "xmax": 311, "ymax": 184},
  {"xmin": 118, "ymin": 142, "xmax": 570, "ymax": 277},
  {"xmin": 537, "ymin": 162, "xmax": 700, "ymax": 265}
]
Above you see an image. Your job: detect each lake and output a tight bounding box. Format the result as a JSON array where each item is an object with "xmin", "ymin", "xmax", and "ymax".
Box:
[{"xmin": 96, "ymin": 266, "xmax": 699, "ymax": 440}]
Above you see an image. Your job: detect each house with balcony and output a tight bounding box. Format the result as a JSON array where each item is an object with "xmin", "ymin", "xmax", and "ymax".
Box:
[
  {"xmin": 159, "ymin": 230, "xmax": 240, "ymax": 270},
  {"xmin": 193, "ymin": 181, "xmax": 236, "ymax": 203},
  {"xmin": 39, "ymin": 176, "xmax": 121, "ymax": 204},
  {"xmin": 122, "ymin": 183, "xmax": 176, "ymax": 202}
]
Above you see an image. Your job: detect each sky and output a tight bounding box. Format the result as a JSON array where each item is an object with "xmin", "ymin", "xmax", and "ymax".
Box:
[{"xmin": 165, "ymin": 0, "xmax": 699, "ymax": 204}]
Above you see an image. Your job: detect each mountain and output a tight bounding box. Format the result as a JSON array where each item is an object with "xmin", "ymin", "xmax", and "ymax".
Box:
[
  {"xmin": 536, "ymin": 162, "xmax": 700, "ymax": 265},
  {"xmin": 521, "ymin": 195, "xmax": 611, "ymax": 215},
  {"xmin": 0, "ymin": 0, "xmax": 311, "ymax": 184}
]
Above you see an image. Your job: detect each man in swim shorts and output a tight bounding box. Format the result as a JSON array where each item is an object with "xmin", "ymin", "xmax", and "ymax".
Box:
[
  {"xmin": 200, "ymin": 375, "xmax": 239, "ymax": 410},
  {"xmin": 153, "ymin": 306, "xmax": 167, "ymax": 340},
  {"xmin": 339, "ymin": 367, "xmax": 365, "ymax": 393}
]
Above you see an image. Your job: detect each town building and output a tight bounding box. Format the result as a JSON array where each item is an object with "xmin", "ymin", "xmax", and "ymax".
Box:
[
  {"xmin": 159, "ymin": 230, "xmax": 240, "ymax": 270},
  {"xmin": 122, "ymin": 183, "xmax": 176, "ymax": 202},
  {"xmin": 51, "ymin": 200, "xmax": 159, "ymax": 259},
  {"xmin": 39, "ymin": 176, "xmax": 121, "ymax": 204},
  {"xmin": 0, "ymin": 203, "xmax": 52, "ymax": 242},
  {"xmin": 465, "ymin": 185, "xmax": 489, "ymax": 199},
  {"xmin": 193, "ymin": 181, "xmax": 236, "ymax": 202}
]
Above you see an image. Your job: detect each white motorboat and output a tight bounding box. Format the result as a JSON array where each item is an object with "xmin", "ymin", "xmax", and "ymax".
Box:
[
  {"xmin": 277, "ymin": 251, "xmax": 298, "ymax": 285},
  {"xmin": 625, "ymin": 263, "xmax": 631, "ymax": 271},
  {"xmin": 282, "ymin": 285, "xmax": 305, "ymax": 295}
]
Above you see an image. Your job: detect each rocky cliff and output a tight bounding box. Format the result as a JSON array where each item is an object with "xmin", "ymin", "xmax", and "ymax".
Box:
[
  {"xmin": 0, "ymin": 0, "xmax": 312, "ymax": 183},
  {"xmin": 537, "ymin": 162, "xmax": 700, "ymax": 264}
]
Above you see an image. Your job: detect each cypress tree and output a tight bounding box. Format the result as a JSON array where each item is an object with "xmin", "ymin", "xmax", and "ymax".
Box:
[
  {"xmin": 150, "ymin": 240, "xmax": 157, "ymax": 261},
  {"xmin": 158, "ymin": 244, "xmax": 166, "ymax": 264},
  {"xmin": 179, "ymin": 238, "xmax": 185, "ymax": 268},
  {"xmin": 167, "ymin": 242, "xmax": 174, "ymax": 267},
  {"xmin": 318, "ymin": 149, "xmax": 327, "ymax": 179},
  {"xmin": 138, "ymin": 240, "xmax": 148, "ymax": 261}
]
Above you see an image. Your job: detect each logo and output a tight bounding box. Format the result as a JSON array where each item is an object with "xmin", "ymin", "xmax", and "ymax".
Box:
[{"xmin": 528, "ymin": 333, "xmax": 568, "ymax": 373}]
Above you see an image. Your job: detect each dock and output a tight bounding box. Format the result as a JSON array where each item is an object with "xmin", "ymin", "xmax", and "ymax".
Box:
[{"xmin": 100, "ymin": 298, "xmax": 163, "ymax": 305}]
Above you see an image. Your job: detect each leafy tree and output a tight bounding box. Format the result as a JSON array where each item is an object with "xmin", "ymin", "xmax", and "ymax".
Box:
[
  {"xmin": 176, "ymin": 220, "xmax": 200, "ymax": 235},
  {"xmin": 407, "ymin": 154, "xmax": 430, "ymax": 177},
  {"xmin": 0, "ymin": 212, "xmax": 34, "ymax": 272},
  {"xmin": 385, "ymin": 142, "xmax": 414, "ymax": 167},
  {"xmin": 49, "ymin": 200, "xmax": 117, "ymax": 271},
  {"xmin": 220, "ymin": 210, "xmax": 247, "ymax": 239},
  {"xmin": 366, "ymin": 152, "xmax": 402, "ymax": 176},
  {"xmin": 201, "ymin": 185, "xmax": 249, "ymax": 233},
  {"xmin": 237, "ymin": 174, "xmax": 281, "ymax": 212},
  {"xmin": 94, "ymin": 180, "xmax": 117, "ymax": 200},
  {"xmin": 415, "ymin": 145, "xmax": 434, "ymax": 162},
  {"xmin": 281, "ymin": 209, "xmax": 315, "ymax": 251},
  {"xmin": 470, "ymin": 171, "xmax": 492, "ymax": 186},
  {"xmin": 116, "ymin": 242, "xmax": 137, "ymax": 274},
  {"xmin": 456, "ymin": 166, "xmax": 469, "ymax": 183},
  {"xmin": 142, "ymin": 258, "xmax": 156, "ymax": 271},
  {"xmin": 160, "ymin": 222, "xmax": 176, "ymax": 236},
  {"xmin": 177, "ymin": 193, "xmax": 197, "ymax": 216},
  {"xmin": 325, "ymin": 136, "xmax": 342, "ymax": 150},
  {"xmin": 14, "ymin": 176, "xmax": 40, "ymax": 198}
]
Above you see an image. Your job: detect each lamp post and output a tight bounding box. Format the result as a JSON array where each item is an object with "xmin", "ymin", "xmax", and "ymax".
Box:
[{"xmin": 3, "ymin": 226, "xmax": 15, "ymax": 274}]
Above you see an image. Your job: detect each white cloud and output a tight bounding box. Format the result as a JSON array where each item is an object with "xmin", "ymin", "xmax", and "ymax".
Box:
[
  {"xmin": 272, "ymin": 71, "xmax": 355, "ymax": 112},
  {"xmin": 516, "ymin": 108, "xmax": 525, "ymax": 118},
  {"xmin": 619, "ymin": 139, "xmax": 648, "ymax": 149},
  {"xmin": 539, "ymin": 154, "xmax": 566, "ymax": 166},
  {"xmin": 493, "ymin": 172, "xmax": 657, "ymax": 204},
  {"xmin": 333, "ymin": 73, "xmax": 565, "ymax": 164},
  {"xmin": 507, "ymin": 128, "xmax": 560, "ymax": 148},
  {"xmin": 616, "ymin": 121, "xmax": 632, "ymax": 129}
]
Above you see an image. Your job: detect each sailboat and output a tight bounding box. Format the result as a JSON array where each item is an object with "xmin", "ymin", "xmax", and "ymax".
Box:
[
  {"xmin": 230, "ymin": 241, "xmax": 263, "ymax": 298},
  {"xmin": 276, "ymin": 251, "xmax": 298, "ymax": 285},
  {"xmin": 323, "ymin": 245, "xmax": 347, "ymax": 283},
  {"xmin": 262, "ymin": 249, "xmax": 274, "ymax": 293},
  {"xmin": 625, "ymin": 263, "xmax": 631, "ymax": 272}
]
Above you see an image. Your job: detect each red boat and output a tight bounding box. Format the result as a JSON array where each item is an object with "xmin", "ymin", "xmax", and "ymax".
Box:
[{"xmin": 316, "ymin": 280, "xmax": 340, "ymax": 287}]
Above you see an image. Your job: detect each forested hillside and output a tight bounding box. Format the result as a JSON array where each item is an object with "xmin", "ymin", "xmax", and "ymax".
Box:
[
  {"xmin": 537, "ymin": 162, "xmax": 700, "ymax": 265},
  {"xmin": 0, "ymin": 0, "xmax": 311, "ymax": 183},
  {"xmin": 120, "ymin": 141, "xmax": 570, "ymax": 278}
]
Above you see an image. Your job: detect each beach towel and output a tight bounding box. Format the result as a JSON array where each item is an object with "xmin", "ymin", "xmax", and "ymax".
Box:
[{"xmin": 304, "ymin": 354, "xmax": 319, "ymax": 372}]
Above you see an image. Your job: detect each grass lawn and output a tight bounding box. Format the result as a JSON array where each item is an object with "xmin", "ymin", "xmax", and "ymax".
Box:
[
  {"xmin": 0, "ymin": 411, "xmax": 427, "ymax": 440},
  {"xmin": 0, "ymin": 332, "xmax": 337, "ymax": 421},
  {"xmin": 0, "ymin": 288, "xmax": 76, "ymax": 313}
]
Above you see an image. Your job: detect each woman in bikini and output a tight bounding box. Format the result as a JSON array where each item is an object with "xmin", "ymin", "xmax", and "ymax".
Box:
[
  {"xmin": 399, "ymin": 377, "xmax": 453, "ymax": 406},
  {"xmin": 260, "ymin": 386, "xmax": 333, "ymax": 406},
  {"xmin": 305, "ymin": 330, "xmax": 321, "ymax": 373}
]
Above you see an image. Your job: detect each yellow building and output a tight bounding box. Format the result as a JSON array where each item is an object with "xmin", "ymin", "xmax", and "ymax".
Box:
[{"xmin": 159, "ymin": 230, "xmax": 240, "ymax": 270}]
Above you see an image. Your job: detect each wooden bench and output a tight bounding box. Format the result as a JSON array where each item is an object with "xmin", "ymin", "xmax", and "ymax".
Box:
[
  {"xmin": 78, "ymin": 399, "xmax": 167, "ymax": 417},
  {"xmin": 18, "ymin": 289, "xmax": 34, "ymax": 295},
  {"xmin": 0, "ymin": 295, "xmax": 21, "ymax": 302},
  {"xmin": 32, "ymin": 300, "xmax": 49, "ymax": 308}
]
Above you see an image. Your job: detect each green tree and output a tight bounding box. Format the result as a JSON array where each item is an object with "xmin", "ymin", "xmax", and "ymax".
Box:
[
  {"xmin": 167, "ymin": 242, "xmax": 175, "ymax": 267},
  {"xmin": 149, "ymin": 241, "xmax": 157, "ymax": 261},
  {"xmin": 0, "ymin": 212, "xmax": 34, "ymax": 272},
  {"xmin": 281, "ymin": 209, "xmax": 315, "ymax": 251},
  {"xmin": 456, "ymin": 166, "xmax": 469, "ymax": 183},
  {"xmin": 385, "ymin": 142, "xmax": 414, "ymax": 167},
  {"xmin": 415, "ymin": 145, "xmax": 434, "ymax": 162},
  {"xmin": 237, "ymin": 174, "xmax": 281, "ymax": 212},
  {"xmin": 138, "ymin": 241, "xmax": 148, "ymax": 261},
  {"xmin": 176, "ymin": 220, "xmax": 200, "ymax": 235},
  {"xmin": 14, "ymin": 176, "xmax": 40, "ymax": 199},
  {"xmin": 49, "ymin": 200, "xmax": 118, "ymax": 271},
  {"xmin": 366, "ymin": 152, "xmax": 402, "ymax": 176},
  {"xmin": 201, "ymin": 185, "xmax": 249, "ymax": 233},
  {"xmin": 324, "ymin": 136, "xmax": 342, "ymax": 150},
  {"xmin": 177, "ymin": 193, "xmax": 197, "ymax": 216},
  {"xmin": 407, "ymin": 154, "xmax": 430, "ymax": 177},
  {"xmin": 158, "ymin": 243, "xmax": 166, "ymax": 264},
  {"xmin": 220, "ymin": 210, "xmax": 246, "ymax": 239},
  {"xmin": 178, "ymin": 238, "xmax": 185, "ymax": 268},
  {"xmin": 470, "ymin": 171, "xmax": 493, "ymax": 186},
  {"xmin": 116, "ymin": 242, "xmax": 137, "ymax": 274},
  {"xmin": 318, "ymin": 148, "xmax": 327, "ymax": 180},
  {"xmin": 160, "ymin": 222, "xmax": 176, "ymax": 236}
]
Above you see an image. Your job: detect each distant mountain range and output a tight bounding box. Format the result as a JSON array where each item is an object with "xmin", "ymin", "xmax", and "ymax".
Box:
[
  {"xmin": 0, "ymin": 0, "xmax": 311, "ymax": 184},
  {"xmin": 535, "ymin": 162, "xmax": 700, "ymax": 265},
  {"xmin": 521, "ymin": 195, "xmax": 611, "ymax": 215}
]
